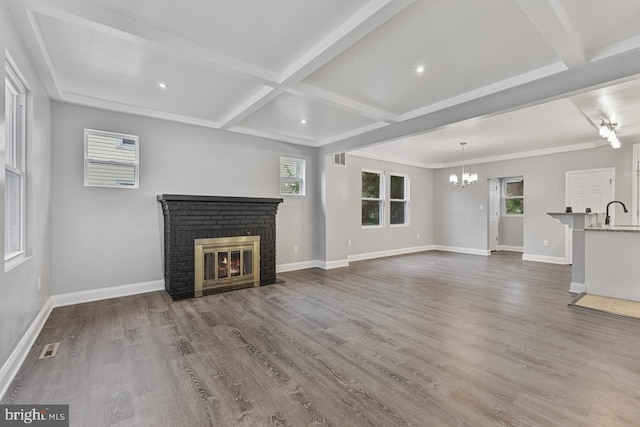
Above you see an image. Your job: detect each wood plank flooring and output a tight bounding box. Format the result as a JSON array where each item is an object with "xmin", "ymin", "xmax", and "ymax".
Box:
[{"xmin": 4, "ymin": 251, "xmax": 640, "ymax": 426}]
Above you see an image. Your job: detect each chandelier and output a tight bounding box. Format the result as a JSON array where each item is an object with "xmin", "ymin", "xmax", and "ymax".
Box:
[
  {"xmin": 599, "ymin": 120, "xmax": 620, "ymax": 149},
  {"xmin": 449, "ymin": 142, "xmax": 478, "ymax": 188}
]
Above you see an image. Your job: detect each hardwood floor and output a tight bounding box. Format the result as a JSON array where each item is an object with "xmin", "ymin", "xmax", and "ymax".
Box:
[{"xmin": 4, "ymin": 251, "xmax": 640, "ymax": 426}]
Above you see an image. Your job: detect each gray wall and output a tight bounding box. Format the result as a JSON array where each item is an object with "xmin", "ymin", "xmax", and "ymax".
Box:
[
  {"xmin": 51, "ymin": 102, "xmax": 319, "ymax": 294},
  {"xmin": 0, "ymin": 5, "xmax": 53, "ymax": 368},
  {"xmin": 434, "ymin": 144, "xmax": 634, "ymax": 258},
  {"xmin": 499, "ymin": 216, "xmax": 524, "ymax": 248},
  {"xmin": 346, "ymin": 155, "xmax": 434, "ymax": 256}
]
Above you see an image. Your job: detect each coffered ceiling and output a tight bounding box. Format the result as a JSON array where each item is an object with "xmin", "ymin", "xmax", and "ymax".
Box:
[{"xmin": 5, "ymin": 0, "xmax": 640, "ymax": 163}]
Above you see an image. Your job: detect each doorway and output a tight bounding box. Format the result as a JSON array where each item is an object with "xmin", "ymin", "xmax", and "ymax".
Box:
[
  {"xmin": 488, "ymin": 177, "xmax": 524, "ymax": 254},
  {"xmin": 564, "ymin": 167, "xmax": 615, "ymax": 263}
]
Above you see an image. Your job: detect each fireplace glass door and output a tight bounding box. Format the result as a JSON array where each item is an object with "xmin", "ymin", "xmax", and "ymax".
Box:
[{"xmin": 194, "ymin": 236, "xmax": 260, "ymax": 297}]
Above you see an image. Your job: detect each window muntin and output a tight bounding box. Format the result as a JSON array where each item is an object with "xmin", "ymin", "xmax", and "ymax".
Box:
[
  {"xmin": 504, "ymin": 178, "xmax": 524, "ymax": 215},
  {"xmin": 5, "ymin": 61, "xmax": 27, "ymax": 261},
  {"xmin": 362, "ymin": 171, "xmax": 383, "ymax": 226},
  {"xmin": 390, "ymin": 174, "xmax": 409, "ymax": 225},
  {"xmin": 84, "ymin": 129, "xmax": 139, "ymax": 188},
  {"xmin": 280, "ymin": 157, "xmax": 305, "ymax": 196}
]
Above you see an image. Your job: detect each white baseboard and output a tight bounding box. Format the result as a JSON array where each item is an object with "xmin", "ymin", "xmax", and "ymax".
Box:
[
  {"xmin": 52, "ymin": 279, "xmax": 165, "ymax": 308},
  {"xmin": 498, "ymin": 245, "xmax": 524, "ymax": 252},
  {"xmin": 569, "ymin": 282, "xmax": 586, "ymax": 294},
  {"xmin": 0, "ymin": 297, "xmax": 54, "ymax": 401},
  {"xmin": 276, "ymin": 260, "xmax": 322, "ymax": 273},
  {"xmin": 432, "ymin": 245, "xmax": 490, "ymax": 256},
  {"xmin": 522, "ymin": 254, "xmax": 568, "ymax": 265},
  {"xmin": 318, "ymin": 259, "xmax": 350, "ymax": 269},
  {"xmin": 348, "ymin": 245, "xmax": 434, "ymax": 262}
]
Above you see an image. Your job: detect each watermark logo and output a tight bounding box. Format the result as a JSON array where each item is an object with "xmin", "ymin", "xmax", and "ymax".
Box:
[{"xmin": 0, "ymin": 405, "xmax": 68, "ymax": 426}]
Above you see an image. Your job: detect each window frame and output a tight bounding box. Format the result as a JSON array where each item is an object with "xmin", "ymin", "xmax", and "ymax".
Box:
[
  {"xmin": 389, "ymin": 174, "xmax": 410, "ymax": 227},
  {"xmin": 361, "ymin": 169, "xmax": 384, "ymax": 228},
  {"xmin": 503, "ymin": 177, "xmax": 524, "ymax": 217},
  {"xmin": 5, "ymin": 58, "xmax": 28, "ymax": 265},
  {"xmin": 84, "ymin": 129, "xmax": 140, "ymax": 189},
  {"xmin": 279, "ymin": 156, "xmax": 306, "ymax": 196}
]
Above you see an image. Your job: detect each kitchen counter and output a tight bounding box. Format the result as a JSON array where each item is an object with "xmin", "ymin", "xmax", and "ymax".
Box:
[
  {"xmin": 586, "ymin": 225, "xmax": 640, "ymax": 232},
  {"xmin": 584, "ymin": 229, "xmax": 640, "ymax": 302}
]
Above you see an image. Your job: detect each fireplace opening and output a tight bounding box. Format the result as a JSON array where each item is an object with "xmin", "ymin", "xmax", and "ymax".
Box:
[{"xmin": 194, "ymin": 236, "xmax": 260, "ymax": 297}]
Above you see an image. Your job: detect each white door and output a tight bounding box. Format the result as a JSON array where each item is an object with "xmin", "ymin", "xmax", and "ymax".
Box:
[
  {"xmin": 565, "ymin": 168, "xmax": 614, "ymax": 263},
  {"xmin": 489, "ymin": 179, "xmax": 500, "ymax": 251}
]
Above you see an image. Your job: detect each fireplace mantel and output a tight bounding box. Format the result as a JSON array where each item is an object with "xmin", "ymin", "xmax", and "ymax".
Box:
[{"xmin": 158, "ymin": 194, "xmax": 283, "ymax": 299}]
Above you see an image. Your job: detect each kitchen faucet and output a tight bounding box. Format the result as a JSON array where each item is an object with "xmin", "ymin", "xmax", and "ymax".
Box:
[{"xmin": 605, "ymin": 201, "xmax": 628, "ymax": 225}]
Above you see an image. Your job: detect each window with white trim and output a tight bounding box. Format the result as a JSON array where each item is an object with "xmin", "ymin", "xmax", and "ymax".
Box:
[
  {"xmin": 390, "ymin": 174, "xmax": 409, "ymax": 225},
  {"xmin": 503, "ymin": 177, "xmax": 524, "ymax": 215},
  {"xmin": 362, "ymin": 170, "xmax": 384, "ymax": 226},
  {"xmin": 5, "ymin": 60, "xmax": 27, "ymax": 261},
  {"xmin": 84, "ymin": 129, "xmax": 139, "ymax": 188},
  {"xmin": 279, "ymin": 157, "xmax": 305, "ymax": 195}
]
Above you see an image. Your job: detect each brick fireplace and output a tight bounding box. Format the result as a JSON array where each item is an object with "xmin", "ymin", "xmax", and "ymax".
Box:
[{"xmin": 157, "ymin": 195, "xmax": 283, "ymax": 300}]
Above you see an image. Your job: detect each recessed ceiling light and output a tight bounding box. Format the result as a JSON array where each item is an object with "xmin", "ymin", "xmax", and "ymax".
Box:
[
  {"xmin": 157, "ymin": 82, "xmax": 168, "ymax": 89},
  {"xmin": 416, "ymin": 65, "xmax": 425, "ymax": 74},
  {"xmin": 300, "ymin": 119, "xmax": 307, "ymax": 124}
]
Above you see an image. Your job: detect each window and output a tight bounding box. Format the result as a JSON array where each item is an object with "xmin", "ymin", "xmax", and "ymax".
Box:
[
  {"xmin": 84, "ymin": 129, "xmax": 139, "ymax": 188},
  {"xmin": 390, "ymin": 174, "xmax": 409, "ymax": 225},
  {"xmin": 5, "ymin": 60, "xmax": 27, "ymax": 261},
  {"xmin": 503, "ymin": 177, "xmax": 524, "ymax": 215},
  {"xmin": 279, "ymin": 157, "xmax": 305, "ymax": 195},
  {"xmin": 362, "ymin": 171, "xmax": 383, "ymax": 226}
]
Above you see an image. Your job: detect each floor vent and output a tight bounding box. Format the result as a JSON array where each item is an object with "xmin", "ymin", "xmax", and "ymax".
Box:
[{"xmin": 39, "ymin": 342, "xmax": 60, "ymax": 359}]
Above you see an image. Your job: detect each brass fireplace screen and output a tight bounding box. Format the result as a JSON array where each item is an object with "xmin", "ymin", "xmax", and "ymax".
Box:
[{"xmin": 194, "ymin": 236, "xmax": 260, "ymax": 297}]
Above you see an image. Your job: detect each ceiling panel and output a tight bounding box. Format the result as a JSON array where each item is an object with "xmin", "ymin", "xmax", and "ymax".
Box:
[
  {"xmin": 303, "ymin": 0, "xmax": 560, "ymax": 115},
  {"xmin": 355, "ymin": 98, "xmax": 600, "ymax": 164},
  {"xmin": 37, "ymin": 13, "xmax": 263, "ymax": 123},
  {"xmin": 569, "ymin": 78, "xmax": 640, "ymax": 143},
  {"xmin": 238, "ymin": 93, "xmax": 378, "ymax": 141},
  {"xmin": 558, "ymin": 0, "xmax": 640, "ymax": 53},
  {"xmin": 88, "ymin": 0, "xmax": 371, "ymax": 73}
]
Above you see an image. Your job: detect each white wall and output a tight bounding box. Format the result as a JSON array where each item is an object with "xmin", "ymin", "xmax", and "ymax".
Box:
[
  {"xmin": 51, "ymin": 102, "xmax": 318, "ymax": 294},
  {"xmin": 0, "ymin": 4, "xmax": 53, "ymax": 368},
  {"xmin": 499, "ymin": 216, "xmax": 524, "ymax": 248},
  {"xmin": 434, "ymin": 144, "xmax": 634, "ymax": 258},
  {"xmin": 346, "ymin": 155, "xmax": 434, "ymax": 256}
]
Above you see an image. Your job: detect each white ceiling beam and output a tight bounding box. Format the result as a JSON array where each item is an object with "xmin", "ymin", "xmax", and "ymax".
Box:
[
  {"xmin": 588, "ymin": 35, "xmax": 640, "ymax": 63},
  {"xmin": 399, "ymin": 62, "xmax": 567, "ymax": 121},
  {"xmin": 20, "ymin": 0, "xmax": 280, "ymax": 85},
  {"xmin": 279, "ymin": 0, "xmax": 415, "ymax": 84},
  {"xmin": 317, "ymin": 122, "xmax": 390, "ymax": 146},
  {"xmin": 62, "ymin": 92, "xmax": 221, "ymax": 129},
  {"xmin": 218, "ymin": 87, "xmax": 278, "ymax": 129},
  {"xmin": 288, "ymin": 83, "xmax": 399, "ymax": 123},
  {"xmin": 3, "ymin": 1, "xmax": 63, "ymax": 99},
  {"xmin": 217, "ymin": 0, "xmax": 413, "ymax": 133},
  {"xmin": 226, "ymin": 126, "xmax": 317, "ymax": 147},
  {"xmin": 515, "ymin": 0, "xmax": 586, "ymax": 68},
  {"xmin": 319, "ymin": 48, "xmax": 640, "ymax": 155}
]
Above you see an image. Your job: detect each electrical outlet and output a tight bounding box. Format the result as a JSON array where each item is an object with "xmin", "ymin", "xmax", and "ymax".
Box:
[
  {"xmin": 37, "ymin": 276, "xmax": 41, "ymax": 292},
  {"xmin": 293, "ymin": 246, "xmax": 298, "ymax": 254},
  {"xmin": 543, "ymin": 240, "xmax": 549, "ymax": 247},
  {"xmin": 417, "ymin": 234, "xmax": 420, "ymax": 240},
  {"xmin": 479, "ymin": 204, "xmax": 484, "ymax": 210},
  {"xmin": 348, "ymin": 239, "xmax": 352, "ymax": 246}
]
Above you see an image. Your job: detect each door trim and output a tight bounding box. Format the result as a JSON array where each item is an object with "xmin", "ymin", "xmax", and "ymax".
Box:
[
  {"xmin": 633, "ymin": 144, "xmax": 640, "ymax": 225},
  {"xmin": 564, "ymin": 167, "xmax": 615, "ymax": 263}
]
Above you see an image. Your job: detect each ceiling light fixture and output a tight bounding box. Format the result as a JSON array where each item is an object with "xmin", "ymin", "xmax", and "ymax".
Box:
[
  {"xmin": 157, "ymin": 82, "xmax": 168, "ymax": 89},
  {"xmin": 449, "ymin": 142, "xmax": 478, "ymax": 188},
  {"xmin": 599, "ymin": 120, "xmax": 620, "ymax": 149},
  {"xmin": 416, "ymin": 65, "xmax": 425, "ymax": 74},
  {"xmin": 300, "ymin": 119, "xmax": 307, "ymax": 124}
]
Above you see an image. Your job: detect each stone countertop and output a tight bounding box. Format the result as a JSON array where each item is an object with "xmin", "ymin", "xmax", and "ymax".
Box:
[
  {"xmin": 586, "ymin": 225, "xmax": 640, "ymax": 232},
  {"xmin": 547, "ymin": 212, "xmax": 594, "ymax": 216}
]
